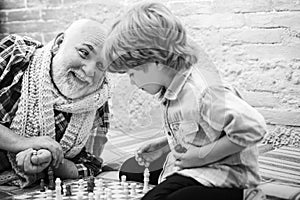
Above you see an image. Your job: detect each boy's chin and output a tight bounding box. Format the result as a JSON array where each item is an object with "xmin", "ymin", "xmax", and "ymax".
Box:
[{"xmin": 141, "ymin": 87, "xmax": 162, "ymax": 95}]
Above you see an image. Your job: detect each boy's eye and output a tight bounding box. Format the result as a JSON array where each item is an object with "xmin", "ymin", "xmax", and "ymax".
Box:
[{"xmin": 78, "ymin": 48, "xmax": 89, "ymax": 58}]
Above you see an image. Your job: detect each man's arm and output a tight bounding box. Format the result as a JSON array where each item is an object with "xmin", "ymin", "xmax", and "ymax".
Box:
[
  {"xmin": 0, "ymin": 124, "xmax": 28, "ymax": 153},
  {"xmin": 54, "ymin": 158, "xmax": 79, "ymax": 179}
]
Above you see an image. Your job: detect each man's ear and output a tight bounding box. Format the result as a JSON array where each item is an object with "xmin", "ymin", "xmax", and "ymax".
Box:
[{"xmin": 51, "ymin": 32, "xmax": 64, "ymax": 55}]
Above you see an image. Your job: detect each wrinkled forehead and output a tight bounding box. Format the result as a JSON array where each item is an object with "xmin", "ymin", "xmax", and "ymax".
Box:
[{"xmin": 64, "ymin": 20, "xmax": 107, "ymax": 48}]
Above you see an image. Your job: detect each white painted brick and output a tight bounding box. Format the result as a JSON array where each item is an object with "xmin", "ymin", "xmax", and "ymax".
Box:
[
  {"xmin": 272, "ymin": 0, "xmax": 300, "ymax": 11},
  {"xmin": 221, "ymin": 28, "xmax": 283, "ymax": 44},
  {"xmin": 243, "ymin": 44, "xmax": 300, "ymax": 60},
  {"xmin": 212, "ymin": 0, "xmax": 272, "ymax": 13},
  {"xmin": 182, "ymin": 13, "xmax": 245, "ymax": 28},
  {"xmin": 245, "ymin": 12, "xmax": 300, "ymax": 31},
  {"xmin": 258, "ymin": 109, "xmax": 300, "ymax": 126},
  {"xmin": 241, "ymin": 91, "xmax": 280, "ymax": 108}
]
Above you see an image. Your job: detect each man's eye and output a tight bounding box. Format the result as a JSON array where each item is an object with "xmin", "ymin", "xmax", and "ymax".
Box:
[{"xmin": 78, "ymin": 49, "xmax": 89, "ymax": 58}]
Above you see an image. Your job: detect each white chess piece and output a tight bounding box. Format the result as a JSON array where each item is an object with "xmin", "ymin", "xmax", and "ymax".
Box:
[
  {"xmin": 143, "ymin": 167, "xmax": 150, "ymax": 193},
  {"xmin": 55, "ymin": 178, "xmax": 62, "ymax": 200},
  {"xmin": 76, "ymin": 192, "xmax": 83, "ymax": 200},
  {"xmin": 130, "ymin": 182, "xmax": 137, "ymax": 196},
  {"xmin": 88, "ymin": 192, "xmax": 94, "ymax": 200},
  {"xmin": 46, "ymin": 190, "xmax": 53, "ymax": 200},
  {"xmin": 121, "ymin": 175, "xmax": 126, "ymax": 186}
]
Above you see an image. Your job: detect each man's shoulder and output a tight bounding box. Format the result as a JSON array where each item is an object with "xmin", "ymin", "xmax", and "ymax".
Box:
[{"xmin": 0, "ymin": 34, "xmax": 42, "ymax": 49}]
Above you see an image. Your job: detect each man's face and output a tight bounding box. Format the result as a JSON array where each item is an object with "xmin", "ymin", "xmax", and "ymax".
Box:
[
  {"xmin": 127, "ymin": 63, "xmax": 165, "ymax": 95},
  {"xmin": 51, "ymin": 22, "xmax": 106, "ymax": 99}
]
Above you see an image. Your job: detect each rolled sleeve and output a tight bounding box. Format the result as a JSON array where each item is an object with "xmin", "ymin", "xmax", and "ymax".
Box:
[
  {"xmin": 85, "ymin": 101, "xmax": 109, "ymax": 158},
  {"xmin": 200, "ymin": 86, "xmax": 267, "ymax": 147}
]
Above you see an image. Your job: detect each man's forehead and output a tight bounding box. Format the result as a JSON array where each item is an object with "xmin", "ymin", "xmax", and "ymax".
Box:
[{"xmin": 65, "ymin": 19, "xmax": 107, "ymax": 48}]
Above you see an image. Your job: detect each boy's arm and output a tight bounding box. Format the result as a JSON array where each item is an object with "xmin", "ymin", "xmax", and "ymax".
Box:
[
  {"xmin": 174, "ymin": 85, "xmax": 267, "ymax": 169},
  {"xmin": 173, "ymin": 135, "xmax": 244, "ymax": 169}
]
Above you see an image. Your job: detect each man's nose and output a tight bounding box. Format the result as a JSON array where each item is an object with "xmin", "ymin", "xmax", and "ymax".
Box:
[{"xmin": 82, "ymin": 62, "xmax": 96, "ymax": 77}]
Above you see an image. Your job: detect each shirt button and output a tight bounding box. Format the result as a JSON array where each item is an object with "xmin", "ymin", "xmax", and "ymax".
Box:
[{"xmin": 168, "ymin": 132, "xmax": 172, "ymax": 136}]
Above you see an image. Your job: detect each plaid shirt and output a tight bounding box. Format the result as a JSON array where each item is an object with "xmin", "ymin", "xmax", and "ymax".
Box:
[
  {"xmin": 158, "ymin": 66, "xmax": 267, "ymax": 188},
  {"xmin": 0, "ymin": 35, "xmax": 109, "ymax": 179}
]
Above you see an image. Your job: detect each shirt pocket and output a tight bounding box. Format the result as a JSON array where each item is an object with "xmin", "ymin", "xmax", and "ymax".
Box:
[{"xmin": 170, "ymin": 121, "xmax": 199, "ymax": 145}]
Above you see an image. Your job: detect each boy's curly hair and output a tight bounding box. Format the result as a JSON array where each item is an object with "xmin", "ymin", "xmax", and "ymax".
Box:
[{"xmin": 103, "ymin": 2, "xmax": 198, "ymax": 73}]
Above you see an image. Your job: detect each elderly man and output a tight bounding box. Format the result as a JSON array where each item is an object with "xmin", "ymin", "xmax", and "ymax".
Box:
[{"xmin": 0, "ymin": 19, "xmax": 110, "ymax": 188}]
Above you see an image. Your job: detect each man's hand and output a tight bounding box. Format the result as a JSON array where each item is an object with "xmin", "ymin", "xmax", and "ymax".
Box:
[
  {"xmin": 31, "ymin": 149, "xmax": 52, "ymax": 165},
  {"xmin": 135, "ymin": 137, "xmax": 170, "ymax": 167},
  {"xmin": 22, "ymin": 136, "xmax": 63, "ymax": 168},
  {"xmin": 16, "ymin": 148, "xmax": 51, "ymax": 174}
]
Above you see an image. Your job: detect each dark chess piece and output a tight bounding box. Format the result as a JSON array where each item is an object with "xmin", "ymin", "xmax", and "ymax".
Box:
[
  {"xmin": 40, "ymin": 179, "xmax": 46, "ymax": 192},
  {"xmin": 66, "ymin": 184, "xmax": 72, "ymax": 196},
  {"xmin": 48, "ymin": 167, "xmax": 55, "ymax": 190}
]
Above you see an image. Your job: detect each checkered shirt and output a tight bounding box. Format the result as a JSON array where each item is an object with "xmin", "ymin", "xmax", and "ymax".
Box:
[{"xmin": 0, "ymin": 35, "xmax": 109, "ymax": 178}]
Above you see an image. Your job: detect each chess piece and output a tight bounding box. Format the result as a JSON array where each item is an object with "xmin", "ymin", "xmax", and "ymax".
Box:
[
  {"xmin": 62, "ymin": 184, "xmax": 66, "ymax": 195},
  {"xmin": 40, "ymin": 179, "xmax": 46, "ymax": 192},
  {"xmin": 46, "ymin": 189, "xmax": 53, "ymax": 200},
  {"xmin": 121, "ymin": 175, "xmax": 126, "ymax": 186},
  {"xmin": 143, "ymin": 167, "xmax": 150, "ymax": 193},
  {"xmin": 90, "ymin": 176, "xmax": 95, "ymax": 187},
  {"xmin": 88, "ymin": 192, "xmax": 94, "ymax": 200},
  {"xmin": 78, "ymin": 179, "xmax": 84, "ymax": 192},
  {"xmin": 66, "ymin": 184, "xmax": 72, "ymax": 196},
  {"xmin": 77, "ymin": 192, "xmax": 83, "ymax": 200},
  {"xmin": 130, "ymin": 182, "xmax": 137, "ymax": 196},
  {"xmin": 55, "ymin": 178, "xmax": 62, "ymax": 199},
  {"xmin": 87, "ymin": 181, "xmax": 94, "ymax": 193},
  {"xmin": 48, "ymin": 167, "xmax": 55, "ymax": 190}
]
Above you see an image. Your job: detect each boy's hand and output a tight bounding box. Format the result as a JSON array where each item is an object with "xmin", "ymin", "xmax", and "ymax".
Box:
[
  {"xmin": 135, "ymin": 138, "xmax": 170, "ymax": 167},
  {"xmin": 173, "ymin": 145, "xmax": 204, "ymax": 169}
]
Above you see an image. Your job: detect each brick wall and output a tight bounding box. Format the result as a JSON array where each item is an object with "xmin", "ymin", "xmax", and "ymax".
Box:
[{"xmin": 0, "ymin": 0, "xmax": 299, "ymax": 148}]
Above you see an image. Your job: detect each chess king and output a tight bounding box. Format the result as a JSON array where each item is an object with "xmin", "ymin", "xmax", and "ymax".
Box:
[{"xmin": 0, "ymin": 19, "xmax": 110, "ymax": 188}]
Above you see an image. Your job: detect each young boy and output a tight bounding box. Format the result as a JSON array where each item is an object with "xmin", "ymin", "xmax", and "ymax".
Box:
[{"xmin": 103, "ymin": 2, "xmax": 267, "ymax": 200}]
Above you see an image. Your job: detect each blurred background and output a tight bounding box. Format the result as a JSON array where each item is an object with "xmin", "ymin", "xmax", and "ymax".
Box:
[{"xmin": 0, "ymin": 0, "xmax": 299, "ymax": 164}]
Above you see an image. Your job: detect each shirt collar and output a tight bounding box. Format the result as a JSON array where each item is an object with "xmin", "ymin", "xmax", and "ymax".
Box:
[{"xmin": 160, "ymin": 67, "xmax": 193, "ymax": 102}]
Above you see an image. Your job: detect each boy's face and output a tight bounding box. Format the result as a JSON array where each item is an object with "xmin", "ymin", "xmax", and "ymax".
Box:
[{"xmin": 127, "ymin": 63, "xmax": 165, "ymax": 95}]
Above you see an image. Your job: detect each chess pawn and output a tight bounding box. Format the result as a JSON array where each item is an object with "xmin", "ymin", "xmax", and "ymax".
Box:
[
  {"xmin": 94, "ymin": 190, "xmax": 100, "ymax": 200},
  {"xmin": 40, "ymin": 179, "xmax": 46, "ymax": 192},
  {"xmin": 130, "ymin": 183, "xmax": 137, "ymax": 196},
  {"xmin": 105, "ymin": 188, "xmax": 112, "ymax": 200},
  {"xmin": 78, "ymin": 179, "xmax": 84, "ymax": 191},
  {"xmin": 62, "ymin": 184, "xmax": 66, "ymax": 195},
  {"xmin": 66, "ymin": 184, "xmax": 72, "ymax": 196},
  {"xmin": 77, "ymin": 192, "xmax": 83, "ymax": 200},
  {"xmin": 121, "ymin": 175, "xmax": 126, "ymax": 184},
  {"xmin": 88, "ymin": 192, "xmax": 94, "ymax": 200},
  {"xmin": 123, "ymin": 182, "xmax": 129, "ymax": 195},
  {"xmin": 46, "ymin": 190, "xmax": 53, "ymax": 200}
]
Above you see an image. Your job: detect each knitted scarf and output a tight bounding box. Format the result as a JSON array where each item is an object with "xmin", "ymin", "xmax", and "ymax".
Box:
[{"xmin": 7, "ymin": 42, "xmax": 110, "ymax": 188}]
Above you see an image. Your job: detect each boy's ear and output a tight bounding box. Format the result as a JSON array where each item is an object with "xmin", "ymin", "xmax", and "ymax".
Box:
[{"xmin": 51, "ymin": 32, "xmax": 64, "ymax": 55}]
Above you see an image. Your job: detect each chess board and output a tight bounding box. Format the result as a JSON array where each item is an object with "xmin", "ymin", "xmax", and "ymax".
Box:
[{"xmin": 13, "ymin": 177, "xmax": 153, "ymax": 200}]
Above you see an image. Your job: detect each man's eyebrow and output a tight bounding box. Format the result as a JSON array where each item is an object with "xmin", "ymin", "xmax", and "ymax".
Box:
[{"xmin": 83, "ymin": 43, "xmax": 96, "ymax": 54}]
